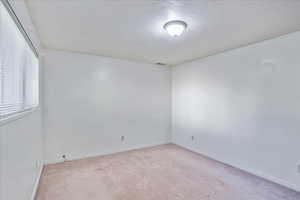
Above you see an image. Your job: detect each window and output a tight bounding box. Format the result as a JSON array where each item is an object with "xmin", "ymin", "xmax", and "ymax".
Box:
[{"xmin": 0, "ymin": 1, "xmax": 39, "ymax": 120}]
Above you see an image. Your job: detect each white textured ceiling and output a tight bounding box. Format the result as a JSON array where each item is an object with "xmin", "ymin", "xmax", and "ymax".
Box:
[{"xmin": 25, "ymin": 0, "xmax": 300, "ymax": 65}]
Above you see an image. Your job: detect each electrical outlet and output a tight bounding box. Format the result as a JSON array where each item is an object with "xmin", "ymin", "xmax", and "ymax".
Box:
[
  {"xmin": 191, "ymin": 136, "xmax": 194, "ymax": 141},
  {"xmin": 121, "ymin": 136, "xmax": 125, "ymax": 141},
  {"xmin": 62, "ymin": 155, "xmax": 67, "ymax": 162}
]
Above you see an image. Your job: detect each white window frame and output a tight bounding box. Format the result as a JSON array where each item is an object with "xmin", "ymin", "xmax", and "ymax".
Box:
[{"xmin": 0, "ymin": 0, "xmax": 40, "ymax": 125}]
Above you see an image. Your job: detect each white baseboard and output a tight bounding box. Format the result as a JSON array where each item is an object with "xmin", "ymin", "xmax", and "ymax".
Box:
[
  {"xmin": 242, "ymin": 166, "xmax": 300, "ymax": 193},
  {"xmin": 45, "ymin": 141, "xmax": 171, "ymax": 165},
  {"xmin": 30, "ymin": 164, "xmax": 44, "ymax": 200},
  {"xmin": 174, "ymin": 143, "xmax": 300, "ymax": 193}
]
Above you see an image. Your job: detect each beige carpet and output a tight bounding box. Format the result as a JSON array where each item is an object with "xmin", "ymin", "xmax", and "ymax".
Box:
[{"xmin": 36, "ymin": 144, "xmax": 300, "ymax": 200}]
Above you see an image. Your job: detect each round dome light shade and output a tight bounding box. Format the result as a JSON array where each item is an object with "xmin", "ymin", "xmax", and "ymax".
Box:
[{"xmin": 164, "ymin": 20, "xmax": 187, "ymax": 37}]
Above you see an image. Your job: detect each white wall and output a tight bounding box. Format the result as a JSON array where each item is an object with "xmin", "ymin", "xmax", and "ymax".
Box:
[
  {"xmin": 43, "ymin": 50, "xmax": 171, "ymax": 164},
  {"xmin": 0, "ymin": 111, "xmax": 43, "ymax": 200},
  {"xmin": 0, "ymin": 1, "xmax": 44, "ymax": 200},
  {"xmin": 172, "ymin": 31, "xmax": 300, "ymax": 191}
]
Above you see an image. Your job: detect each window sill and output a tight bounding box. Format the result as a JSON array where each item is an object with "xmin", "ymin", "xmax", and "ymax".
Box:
[{"xmin": 0, "ymin": 107, "xmax": 41, "ymax": 127}]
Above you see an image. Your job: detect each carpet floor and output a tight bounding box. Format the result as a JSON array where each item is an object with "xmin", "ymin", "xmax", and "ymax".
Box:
[{"xmin": 36, "ymin": 144, "xmax": 300, "ymax": 200}]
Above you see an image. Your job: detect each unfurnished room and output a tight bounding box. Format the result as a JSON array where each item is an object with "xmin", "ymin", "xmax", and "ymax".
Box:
[{"xmin": 1, "ymin": 0, "xmax": 300, "ymax": 200}]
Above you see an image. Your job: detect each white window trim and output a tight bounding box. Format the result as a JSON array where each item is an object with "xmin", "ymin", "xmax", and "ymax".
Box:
[
  {"xmin": 0, "ymin": 106, "xmax": 41, "ymax": 126},
  {"xmin": 1, "ymin": 0, "xmax": 39, "ymax": 57},
  {"xmin": 0, "ymin": 0, "xmax": 40, "ymax": 125}
]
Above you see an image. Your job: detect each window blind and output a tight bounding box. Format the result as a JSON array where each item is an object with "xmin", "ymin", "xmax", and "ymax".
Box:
[{"xmin": 0, "ymin": 1, "xmax": 39, "ymax": 119}]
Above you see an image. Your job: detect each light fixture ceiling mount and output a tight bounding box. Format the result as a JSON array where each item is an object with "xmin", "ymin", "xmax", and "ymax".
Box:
[{"xmin": 164, "ymin": 20, "xmax": 187, "ymax": 37}]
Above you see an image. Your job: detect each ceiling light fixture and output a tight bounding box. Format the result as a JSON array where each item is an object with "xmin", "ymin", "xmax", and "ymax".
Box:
[{"xmin": 164, "ymin": 20, "xmax": 187, "ymax": 37}]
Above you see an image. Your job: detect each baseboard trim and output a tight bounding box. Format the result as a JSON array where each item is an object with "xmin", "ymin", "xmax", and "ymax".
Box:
[
  {"xmin": 30, "ymin": 164, "xmax": 44, "ymax": 200},
  {"xmin": 45, "ymin": 141, "xmax": 171, "ymax": 165},
  {"xmin": 174, "ymin": 143, "xmax": 300, "ymax": 193}
]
